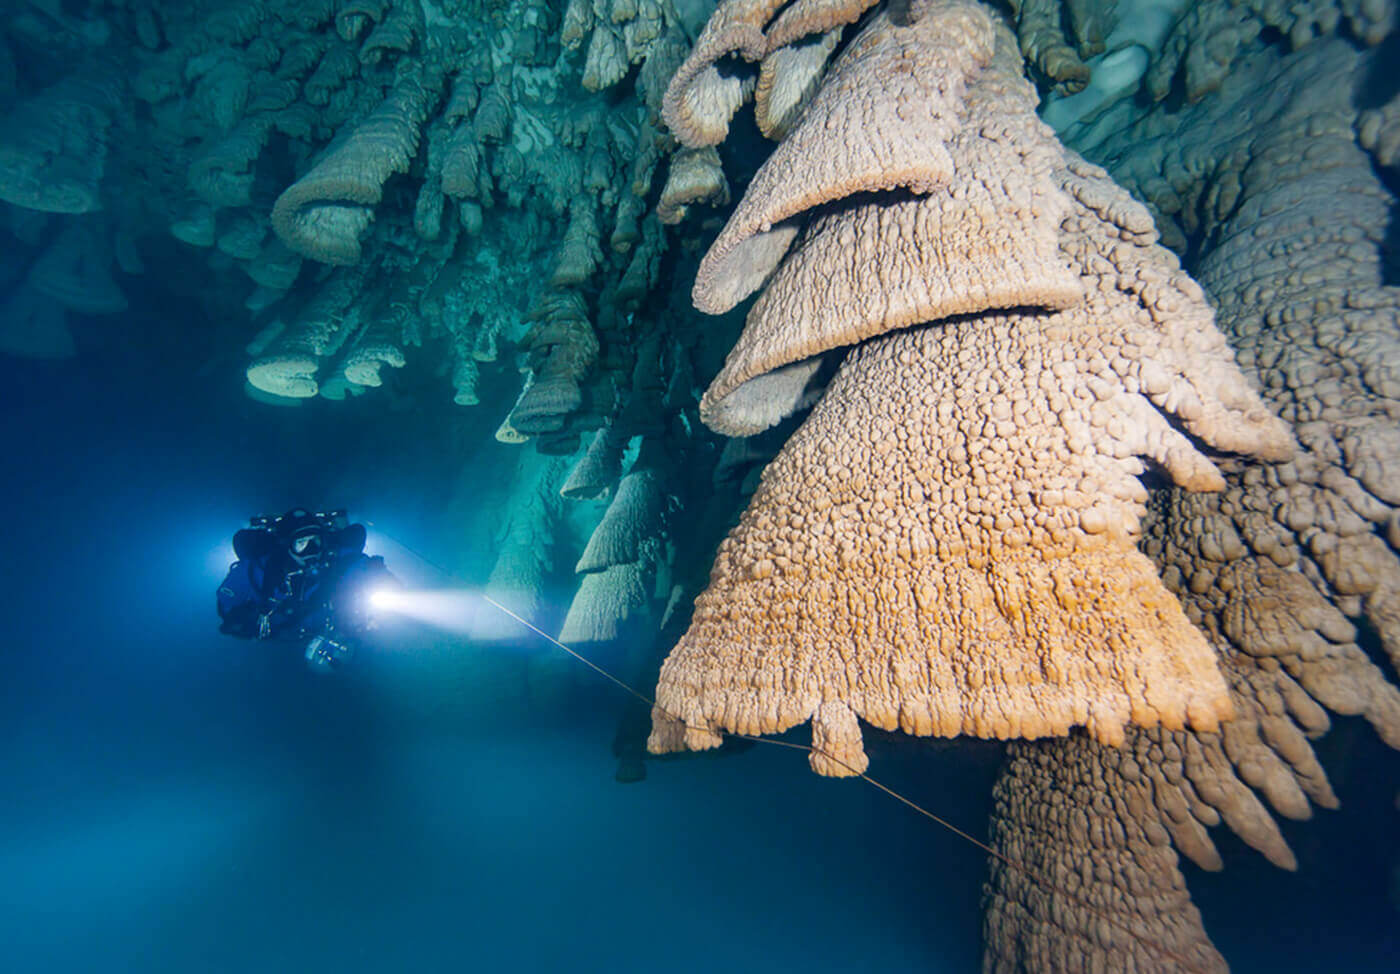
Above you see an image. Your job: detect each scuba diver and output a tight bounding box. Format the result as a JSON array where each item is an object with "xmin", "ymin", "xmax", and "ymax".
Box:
[{"xmin": 217, "ymin": 509, "xmax": 396, "ymax": 671}]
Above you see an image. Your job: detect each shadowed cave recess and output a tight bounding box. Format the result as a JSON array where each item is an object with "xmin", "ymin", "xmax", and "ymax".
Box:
[{"xmin": 2, "ymin": 0, "xmax": 1400, "ymax": 971}]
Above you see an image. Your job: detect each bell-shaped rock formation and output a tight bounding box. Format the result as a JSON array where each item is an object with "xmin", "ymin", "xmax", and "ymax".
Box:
[{"xmin": 650, "ymin": 0, "xmax": 1292, "ymax": 775}]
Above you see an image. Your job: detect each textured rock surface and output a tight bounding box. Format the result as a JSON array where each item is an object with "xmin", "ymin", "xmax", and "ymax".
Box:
[
  {"xmin": 699, "ymin": 33, "xmax": 1082, "ymax": 434},
  {"xmin": 271, "ymin": 65, "xmax": 436, "ymax": 266},
  {"xmin": 984, "ymin": 734, "xmax": 1228, "ymax": 974},
  {"xmin": 661, "ymin": 0, "xmax": 785, "ymax": 147},
  {"xmin": 1148, "ymin": 0, "xmax": 1395, "ymax": 101},
  {"xmin": 0, "ymin": 67, "xmax": 120, "ymax": 214},
  {"xmin": 1098, "ymin": 38, "xmax": 1400, "ymax": 727},
  {"xmin": 690, "ymin": 1, "xmax": 998, "ymax": 314},
  {"xmin": 983, "ymin": 29, "xmax": 1400, "ymax": 974},
  {"xmin": 0, "ymin": 0, "xmax": 703, "ymax": 443},
  {"xmin": 651, "ymin": 3, "xmax": 1292, "ymax": 775}
]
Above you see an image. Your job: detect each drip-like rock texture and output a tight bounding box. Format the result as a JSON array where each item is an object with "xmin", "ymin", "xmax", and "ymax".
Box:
[
  {"xmin": 984, "ymin": 734, "xmax": 1228, "ymax": 974},
  {"xmin": 983, "ymin": 26, "xmax": 1400, "ymax": 974},
  {"xmin": 689, "ymin": 0, "xmax": 1000, "ymax": 315},
  {"xmin": 1006, "ymin": 0, "xmax": 1103, "ymax": 93},
  {"xmin": 1102, "ymin": 33, "xmax": 1400, "ymax": 846},
  {"xmin": 560, "ymin": 458, "xmax": 667, "ymax": 645},
  {"xmin": 1148, "ymin": 0, "xmax": 1395, "ymax": 102},
  {"xmin": 270, "ymin": 65, "xmax": 436, "ymax": 266},
  {"xmin": 660, "ymin": 0, "xmax": 785, "ymax": 147},
  {"xmin": 649, "ymin": 0, "xmax": 1292, "ymax": 775},
  {"xmin": 0, "ymin": 66, "xmax": 120, "ymax": 214},
  {"xmin": 0, "ymin": 0, "xmax": 708, "ymax": 456}
]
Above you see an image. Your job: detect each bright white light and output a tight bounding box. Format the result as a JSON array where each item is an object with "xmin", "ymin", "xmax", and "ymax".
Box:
[
  {"xmin": 368, "ymin": 587, "xmax": 397, "ymax": 611},
  {"xmin": 365, "ymin": 587, "xmax": 519, "ymax": 640}
]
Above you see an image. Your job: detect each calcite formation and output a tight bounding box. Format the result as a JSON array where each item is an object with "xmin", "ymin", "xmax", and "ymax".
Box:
[
  {"xmin": 984, "ymin": 18, "xmax": 1400, "ymax": 974},
  {"xmin": 650, "ymin": 0, "xmax": 1290, "ymax": 775}
]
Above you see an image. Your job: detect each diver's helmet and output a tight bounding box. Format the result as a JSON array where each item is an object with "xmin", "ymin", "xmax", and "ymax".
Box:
[{"xmin": 288, "ymin": 527, "xmax": 323, "ymax": 566}]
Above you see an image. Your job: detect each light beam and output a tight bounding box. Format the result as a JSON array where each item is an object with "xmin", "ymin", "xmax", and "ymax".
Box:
[{"xmin": 366, "ymin": 587, "xmax": 518, "ymax": 640}]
